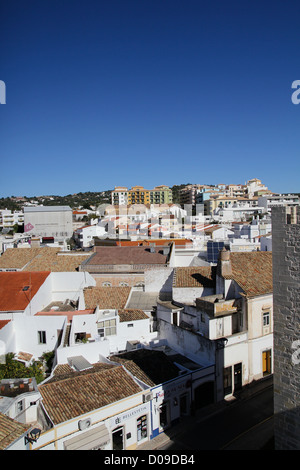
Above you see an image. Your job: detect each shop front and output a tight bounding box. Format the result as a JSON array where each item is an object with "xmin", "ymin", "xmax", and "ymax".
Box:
[
  {"xmin": 108, "ymin": 402, "xmax": 151, "ymax": 450},
  {"xmin": 151, "ymin": 376, "xmax": 192, "ymax": 438}
]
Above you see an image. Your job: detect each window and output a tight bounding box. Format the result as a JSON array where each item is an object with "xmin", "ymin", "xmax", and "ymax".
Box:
[
  {"xmin": 97, "ymin": 318, "xmax": 116, "ymax": 337},
  {"xmin": 263, "ymin": 311, "xmax": 270, "ymax": 327},
  {"xmin": 223, "ymin": 366, "xmax": 232, "ymax": 396},
  {"xmin": 38, "ymin": 331, "xmax": 46, "ymax": 344},
  {"xmin": 102, "ymin": 282, "xmax": 112, "ymax": 287},
  {"xmin": 119, "ymin": 282, "xmax": 129, "ymax": 287},
  {"xmin": 16, "ymin": 400, "xmax": 23, "ymax": 413},
  {"xmin": 127, "ymin": 323, "xmax": 134, "ymax": 328},
  {"xmin": 137, "ymin": 415, "xmax": 147, "ymax": 441}
]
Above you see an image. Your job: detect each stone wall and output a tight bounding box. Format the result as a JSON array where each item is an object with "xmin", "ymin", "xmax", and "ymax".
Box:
[{"xmin": 272, "ymin": 206, "xmax": 300, "ymax": 450}]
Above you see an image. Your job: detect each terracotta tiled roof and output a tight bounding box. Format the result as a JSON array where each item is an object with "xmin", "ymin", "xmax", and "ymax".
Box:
[
  {"xmin": 174, "ymin": 267, "xmax": 215, "ymax": 288},
  {"xmin": 84, "ymin": 246, "xmax": 169, "ymax": 266},
  {"xmin": 0, "ymin": 320, "xmax": 10, "ymax": 330},
  {"xmin": 50, "ymin": 362, "xmax": 115, "ymax": 382},
  {"xmin": 83, "ymin": 286, "xmax": 131, "ymax": 310},
  {"xmin": 0, "ymin": 271, "xmax": 50, "ymax": 312},
  {"xmin": 118, "ymin": 309, "xmax": 149, "ymax": 322},
  {"xmin": 39, "ymin": 365, "xmax": 142, "ymax": 424},
  {"xmin": 0, "ymin": 247, "xmax": 60, "ymax": 269},
  {"xmin": 0, "ymin": 247, "xmax": 90, "ymax": 272},
  {"xmin": 24, "ymin": 253, "xmax": 90, "ymax": 272},
  {"xmin": 221, "ymin": 251, "xmax": 273, "ymax": 297},
  {"xmin": 0, "ymin": 412, "xmax": 29, "ymax": 450}
]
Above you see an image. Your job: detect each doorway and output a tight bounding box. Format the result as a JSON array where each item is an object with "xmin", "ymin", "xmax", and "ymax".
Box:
[
  {"xmin": 194, "ymin": 381, "xmax": 214, "ymax": 409},
  {"xmin": 159, "ymin": 402, "xmax": 169, "ymax": 430},
  {"xmin": 262, "ymin": 349, "xmax": 272, "ymax": 376},
  {"xmin": 234, "ymin": 363, "xmax": 242, "ymax": 392},
  {"xmin": 112, "ymin": 426, "xmax": 124, "ymax": 450}
]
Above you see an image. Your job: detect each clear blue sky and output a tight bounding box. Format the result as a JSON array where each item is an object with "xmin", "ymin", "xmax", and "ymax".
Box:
[{"xmin": 1, "ymin": 0, "xmax": 300, "ymax": 197}]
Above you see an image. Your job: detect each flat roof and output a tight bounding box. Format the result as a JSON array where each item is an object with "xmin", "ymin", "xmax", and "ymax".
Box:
[{"xmin": 24, "ymin": 206, "xmax": 72, "ymax": 212}]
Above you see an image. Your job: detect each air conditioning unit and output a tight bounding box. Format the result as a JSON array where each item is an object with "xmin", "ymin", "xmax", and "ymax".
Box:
[
  {"xmin": 78, "ymin": 418, "xmax": 91, "ymax": 431},
  {"xmin": 142, "ymin": 392, "xmax": 153, "ymax": 403}
]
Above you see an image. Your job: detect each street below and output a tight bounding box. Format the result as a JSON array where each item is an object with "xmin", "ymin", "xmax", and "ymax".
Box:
[{"xmin": 158, "ymin": 385, "xmax": 274, "ymax": 450}]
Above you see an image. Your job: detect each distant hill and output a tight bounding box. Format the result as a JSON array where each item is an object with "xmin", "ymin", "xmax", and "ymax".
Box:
[
  {"xmin": 0, "ymin": 191, "xmax": 112, "ymax": 211},
  {"xmin": 0, "ymin": 184, "xmax": 200, "ymax": 210}
]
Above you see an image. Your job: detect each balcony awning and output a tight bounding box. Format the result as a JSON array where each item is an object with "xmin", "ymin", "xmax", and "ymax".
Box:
[{"xmin": 64, "ymin": 424, "xmax": 110, "ymax": 450}]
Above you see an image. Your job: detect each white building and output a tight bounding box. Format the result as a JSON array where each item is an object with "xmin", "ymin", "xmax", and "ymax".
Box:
[
  {"xmin": 23, "ymin": 206, "xmax": 73, "ymax": 241},
  {"xmin": 73, "ymin": 224, "xmax": 106, "ymax": 249},
  {"xmin": 0, "ymin": 271, "xmax": 96, "ymax": 360},
  {"xmin": 0, "ymin": 209, "xmax": 24, "ymax": 229},
  {"xmin": 156, "ymin": 249, "xmax": 273, "ymax": 401},
  {"xmin": 258, "ymin": 194, "xmax": 300, "ymax": 214},
  {"xmin": 111, "ymin": 187, "xmax": 129, "ymax": 206},
  {"xmin": 0, "ymin": 378, "xmax": 40, "ymax": 426}
]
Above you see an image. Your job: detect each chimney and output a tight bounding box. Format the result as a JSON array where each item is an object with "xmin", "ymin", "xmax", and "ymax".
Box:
[
  {"xmin": 150, "ymin": 242, "xmax": 156, "ymax": 253},
  {"xmin": 163, "ymin": 246, "xmax": 170, "ymax": 256},
  {"xmin": 219, "ymin": 247, "xmax": 232, "ymax": 277}
]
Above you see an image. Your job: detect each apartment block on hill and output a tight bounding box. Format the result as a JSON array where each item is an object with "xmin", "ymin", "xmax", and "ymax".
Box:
[{"xmin": 111, "ymin": 185, "xmax": 172, "ymax": 206}]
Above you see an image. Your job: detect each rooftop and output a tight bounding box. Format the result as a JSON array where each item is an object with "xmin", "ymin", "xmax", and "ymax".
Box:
[
  {"xmin": 0, "ymin": 247, "xmax": 60, "ymax": 270},
  {"xmin": 0, "ymin": 377, "xmax": 38, "ymax": 398},
  {"xmin": 118, "ymin": 309, "xmax": 149, "ymax": 322},
  {"xmin": 173, "ymin": 266, "xmax": 216, "ymax": 288},
  {"xmin": 0, "ymin": 271, "xmax": 50, "ymax": 312},
  {"xmin": 0, "ymin": 412, "xmax": 30, "ymax": 450},
  {"xmin": 84, "ymin": 286, "xmax": 131, "ymax": 310},
  {"xmin": 109, "ymin": 349, "xmax": 180, "ymax": 386},
  {"xmin": 82, "ymin": 245, "xmax": 170, "ymax": 267},
  {"xmin": 0, "ymin": 247, "xmax": 90, "ymax": 272},
  {"xmin": 24, "ymin": 206, "xmax": 72, "ymax": 212},
  {"xmin": 219, "ymin": 251, "xmax": 273, "ymax": 297},
  {"xmin": 39, "ymin": 364, "xmax": 142, "ymax": 425},
  {"xmin": 126, "ymin": 290, "xmax": 158, "ymax": 311}
]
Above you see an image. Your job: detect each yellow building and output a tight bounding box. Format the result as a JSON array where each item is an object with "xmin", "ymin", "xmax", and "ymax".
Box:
[
  {"xmin": 112, "ymin": 185, "xmax": 173, "ymax": 206},
  {"xmin": 127, "ymin": 186, "xmax": 151, "ymax": 205}
]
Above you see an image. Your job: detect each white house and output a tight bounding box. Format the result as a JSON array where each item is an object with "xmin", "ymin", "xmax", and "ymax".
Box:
[
  {"xmin": 0, "ymin": 271, "xmax": 96, "ymax": 360},
  {"xmin": 157, "ymin": 249, "xmax": 274, "ymax": 401},
  {"xmin": 0, "ymin": 377, "xmax": 40, "ymax": 426},
  {"xmin": 31, "ymin": 361, "xmax": 151, "ymax": 450},
  {"xmin": 73, "ymin": 224, "xmax": 106, "ymax": 249}
]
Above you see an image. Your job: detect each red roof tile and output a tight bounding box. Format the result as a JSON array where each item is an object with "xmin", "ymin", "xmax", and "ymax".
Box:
[
  {"xmin": 0, "ymin": 271, "xmax": 50, "ymax": 312},
  {"xmin": 0, "ymin": 320, "xmax": 10, "ymax": 330}
]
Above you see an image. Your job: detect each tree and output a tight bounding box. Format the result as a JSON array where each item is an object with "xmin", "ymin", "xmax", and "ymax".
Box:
[{"xmin": 0, "ymin": 353, "xmax": 44, "ymax": 383}]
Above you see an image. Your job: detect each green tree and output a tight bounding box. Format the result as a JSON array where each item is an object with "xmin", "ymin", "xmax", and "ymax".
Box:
[{"xmin": 0, "ymin": 353, "xmax": 44, "ymax": 383}]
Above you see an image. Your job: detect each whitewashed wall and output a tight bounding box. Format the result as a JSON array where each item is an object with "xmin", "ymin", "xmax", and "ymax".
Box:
[
  {"xmin": 14, "ymin": 315, "xmax": 66, "ymax": 358},
  {"xmin": 50, "ymin": 272, "xmax": 96, "ymax": 302}
]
